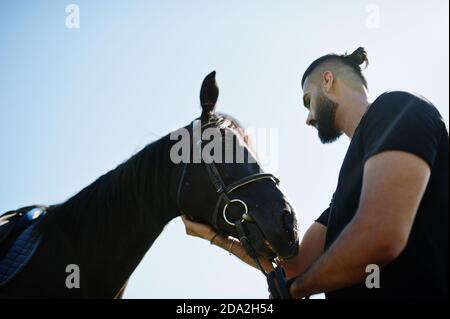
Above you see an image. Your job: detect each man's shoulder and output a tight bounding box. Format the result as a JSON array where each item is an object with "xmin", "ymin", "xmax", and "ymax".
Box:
[{"xmin": 366, "ymin": 91, "xmax": 443, "ymax": 123}]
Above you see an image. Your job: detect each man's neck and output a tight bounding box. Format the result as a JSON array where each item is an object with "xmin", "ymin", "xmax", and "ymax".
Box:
[{"xmin": 336, "ymin": 87, "xmax": 371, "ymax": 139}]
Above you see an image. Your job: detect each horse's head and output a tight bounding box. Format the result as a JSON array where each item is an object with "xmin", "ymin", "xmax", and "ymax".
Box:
[{"xmin": 175, "ymin": 71, "xmax": 299, "ymax": 260}]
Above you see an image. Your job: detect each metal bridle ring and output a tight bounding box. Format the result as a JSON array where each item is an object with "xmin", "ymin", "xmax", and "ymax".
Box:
[{"xmin": 223, "ymin": 199, "xmax": 248, "ymax": 227}]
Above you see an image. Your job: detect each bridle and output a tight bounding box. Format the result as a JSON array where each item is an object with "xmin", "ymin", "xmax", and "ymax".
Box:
[
  {"xmin": 176, "ymin": 119, "xmax": 291, "ymax": 299},
  {"xmin": 176, "ymin": 119, "xmax": 280, "ymax": 230}
]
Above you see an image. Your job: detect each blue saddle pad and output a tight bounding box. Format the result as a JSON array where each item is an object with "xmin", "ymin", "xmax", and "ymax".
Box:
[{"xmin": 0, "ymin": 207, "xmax": 47, "ymax": 287}]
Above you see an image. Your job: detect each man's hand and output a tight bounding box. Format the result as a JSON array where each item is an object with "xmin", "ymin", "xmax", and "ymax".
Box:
[
  {"xmin": 181, "ymin": 215, "xmax": 217, "ymax": 242},
  {"xmin": 181, "ymin": 215, "xmax": 278, "ymax": 273}
]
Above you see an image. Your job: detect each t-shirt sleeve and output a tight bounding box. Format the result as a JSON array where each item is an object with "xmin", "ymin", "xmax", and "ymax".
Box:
[
  {"xmin": 362, "ymin": 92, "xmax": 445, "ymax": 168},
  {"xmin": 315, "ymin": 207, "xmax": 330, "ymax": 227}
]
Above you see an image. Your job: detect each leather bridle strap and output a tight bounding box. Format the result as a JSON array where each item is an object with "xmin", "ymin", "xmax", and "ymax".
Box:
[
  {"xmin": 176, "ymin": 162, "xmax": 188, "ymax": 213},
  {"xmin": 205, "ymin": 162, "xmax": 232, "ymax": 205},
  {"xmin": 227, "ymin": 174, "xmax": 280, "ymax": 193},
  {"xmin": 208, "ymin": 165, "xmax": 279, "ymax": 229},
  {"xmin": 235, "ymin": 220, "xmax": 266, "ymax": 275}
]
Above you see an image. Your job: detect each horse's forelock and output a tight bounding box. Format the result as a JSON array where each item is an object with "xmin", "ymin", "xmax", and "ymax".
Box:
[{"xmin": 215, "ymin": 113, "xmax": 254, "ymax": 152}]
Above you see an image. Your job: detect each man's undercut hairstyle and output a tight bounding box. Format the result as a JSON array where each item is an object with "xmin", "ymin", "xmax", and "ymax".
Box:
[{"xmin": 302, "ymin": 47, "xmax": 370, "ymax": 89}]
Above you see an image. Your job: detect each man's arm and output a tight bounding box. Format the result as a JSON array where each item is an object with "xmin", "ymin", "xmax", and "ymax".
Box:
[
  {"xmin": 289, "ymin": 150, "xmax": 431, "ymax": 298},
  {"xmin": 279, "ymin": 222, "xmax": 326, "ymax": 278}
]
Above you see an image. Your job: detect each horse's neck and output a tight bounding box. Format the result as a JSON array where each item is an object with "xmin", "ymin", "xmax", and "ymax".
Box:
[{"xmin": 52, "ymin": 134, "xmax": 180, "ymax": 296}]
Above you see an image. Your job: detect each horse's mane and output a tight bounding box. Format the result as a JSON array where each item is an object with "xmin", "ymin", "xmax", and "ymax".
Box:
[{"xmin": 46, "ymin": 131, "xmax": 174, "ymax": 255}]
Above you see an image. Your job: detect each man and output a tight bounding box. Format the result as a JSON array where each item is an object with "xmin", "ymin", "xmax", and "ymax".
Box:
[{"xmin": 182, "ymin": 47, "xmax": 449, "ymax": 298}]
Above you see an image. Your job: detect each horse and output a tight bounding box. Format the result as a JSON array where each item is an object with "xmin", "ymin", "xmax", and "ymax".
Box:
[{"xmin": 0, "ymin": 71, "xmax": 299, "ymax": 298}]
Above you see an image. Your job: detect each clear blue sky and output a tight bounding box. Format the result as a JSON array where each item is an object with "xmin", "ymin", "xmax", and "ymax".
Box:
[{"xmin": 0, "ymin": 1, "xmax": 448, "ymax": 298}]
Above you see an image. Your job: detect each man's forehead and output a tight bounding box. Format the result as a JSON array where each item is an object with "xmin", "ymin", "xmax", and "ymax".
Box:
[{"xmin": 302, "ymin": 76, "xmax": 311, "ymax": 94}]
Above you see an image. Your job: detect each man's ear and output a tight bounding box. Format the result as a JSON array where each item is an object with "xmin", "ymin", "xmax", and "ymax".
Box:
[
  {"xmin": 200, "ymin": 71, "xmax": 219, "ymax": 119},
  {"xmin": 322, "ymin": 71, "xmax": 334, "ymax": 93}
]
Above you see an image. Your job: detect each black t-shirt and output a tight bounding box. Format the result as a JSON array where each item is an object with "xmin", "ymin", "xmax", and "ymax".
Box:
[{"xmin": 316, "ymin": 91, "xmax": 449, "ymax": 298}]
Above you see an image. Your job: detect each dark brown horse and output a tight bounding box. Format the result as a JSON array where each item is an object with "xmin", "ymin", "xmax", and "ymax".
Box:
[{"xmin": 0, "ymin": 72, "xmax": 298, "ymax": 298}]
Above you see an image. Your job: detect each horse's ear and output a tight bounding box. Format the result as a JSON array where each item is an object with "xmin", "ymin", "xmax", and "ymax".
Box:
[{"xmin": 200, "ymin": 71, "xmax": 219, "ymax": 118}]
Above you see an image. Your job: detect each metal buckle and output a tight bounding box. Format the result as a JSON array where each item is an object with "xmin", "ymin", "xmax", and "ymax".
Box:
[{"xmin": 222, "ymin": 199, "xmax": 250, "ymax": 226}]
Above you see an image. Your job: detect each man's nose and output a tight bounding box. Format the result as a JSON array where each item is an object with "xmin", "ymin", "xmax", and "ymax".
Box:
[{"xmin": 306, "ymin": 113, "xmax": 316, "ymax": 127}]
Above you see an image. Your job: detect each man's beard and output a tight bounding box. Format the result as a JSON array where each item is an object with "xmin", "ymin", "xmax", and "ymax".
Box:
[{"xmin": 315, "ymin": 92, "xmax": 343, "ymax": 144}]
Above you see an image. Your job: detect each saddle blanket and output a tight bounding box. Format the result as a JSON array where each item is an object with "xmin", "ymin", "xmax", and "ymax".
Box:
[{"xmin": 0, "ymin": 206, "xmax": 47, "ymax": 287}]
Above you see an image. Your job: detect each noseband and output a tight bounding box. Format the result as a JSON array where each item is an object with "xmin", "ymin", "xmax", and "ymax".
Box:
[{"xmin": 176, "ymin": 119, "xmax": 291, "ymax": 299}]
